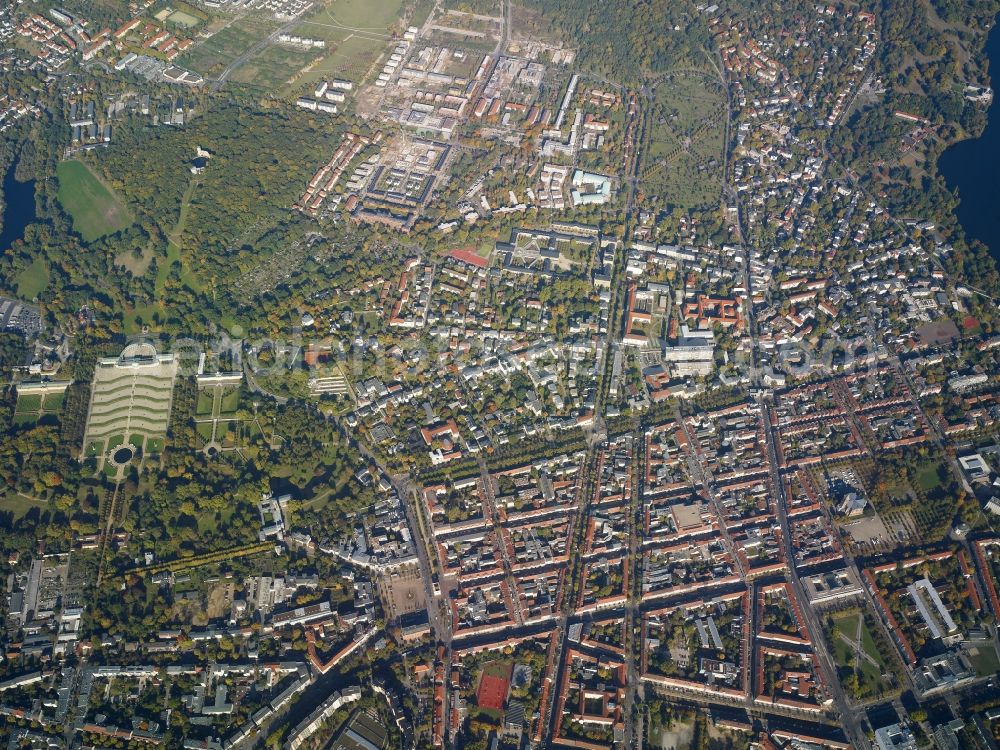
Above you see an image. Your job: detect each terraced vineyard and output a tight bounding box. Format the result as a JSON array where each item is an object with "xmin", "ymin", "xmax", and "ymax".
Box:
[{"xmin": 81, "ymin": 344, "xmax": 179, "ymax": 474}]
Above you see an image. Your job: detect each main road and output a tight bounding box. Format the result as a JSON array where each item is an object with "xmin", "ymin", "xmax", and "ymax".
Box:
[
  {"xmin": 717, "ymin": 29, "xmax": 868, "ymax": 744},
  {"xmin": 760, "ymin": 399, "xmax": 869, "ymax": 747}
]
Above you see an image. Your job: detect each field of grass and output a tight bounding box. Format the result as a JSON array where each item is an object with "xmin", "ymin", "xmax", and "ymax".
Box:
[
  {"xmin": 219, "ymin": 420, "xmax": 240, "ymax": 446},
  {"xmin": 231, "ymin": 43, "xmax": 319, "ymax": 91},
  {"xmin": 968, "ymin": 644, "xmax": 1000, "ymax": 676},
  {"xmin": 828, "ymin": 609, "xmax": 897, "ymax": 700},
  {"xmin": 196, "ymin": 420, "xmax": 215, "ymax": 439},
  {"xmin": 56, "ymin": 160, "xmax": 131, "ymax": 242},
  {"xmin": 315, "ymin": 34, "xmax": 385, "ymax": 80},
  {"xmin": 16, "ymin": 256, "xmax": 49, "ymax": 299},
  {"xmin": 43, "ymin": 392, "xmax": 64, "ymax": 412},
  {"xmin": 911, "ymin": 460, "xmax": 955, "ymax": 541},
  {"xmin": 177, "ymin": 17, "xmax": 274, "ymax": 78},
  {"xmin": 831, "ymin": 611, "xmax": 860, "ymax": 642},
  {"xmin": 178, "ymin": 5, "xmax": 389, "ymax": 92},
  {"xmin": 161, "ymin": 209, "xmax": 202, "ymax": 295},
  {"xmin": 219, "ymin": 388, "xmax": 241, "ymax": 414},
  {"xmin": 914, "ymin": 462, "xmax": 946, "ymax": 492},
  {"xmin": 285, "ymin": 0, "xmax": 404, "ymax": 93},
  {"xmin": 0, "ymin": 493, "xmax": 48, "ymax": 520},
  {"xmin": 833, "ymin": 614, "xmax": 875, "ymax": 661},
  {"xmin": 297, "ymin": 0, "xmax": 404, "ymax": 43},
  {"xmin": 328, "ymin": 0, "xmax": 404, "ymax": 27},
  {"xmin": 15, "ymin": 393, "xmax": 42, "ymax": 412},
  {"xmin": 13, "ymin": 390, "xmax": 65, "ymax": 423},
  {"xmin": 116, "ymin": 243, "xmax": 155, "ymax": 276},
  {"xmin": 168, "ymin": 10, "xmax": 201, "ymax": 27},
  {"xmin": 196, "ymin": 390, "xmax": 215, "ymax": 416}
]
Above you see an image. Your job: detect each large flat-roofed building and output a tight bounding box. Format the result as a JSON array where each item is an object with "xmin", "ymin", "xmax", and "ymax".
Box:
[
  {"xmin": 801, "ymin": 567, "xmax": 862, "ymax": 606},
  {"xmin": 874, "ymin": 723, "xmax": 917, "ymax": 750},
  {"xmin": 663, "ymin": 326, "xmax": 716, "ymax": 377},
  {"xmin": 907, "ymin": 577, "xmax": 959, "ymax": 640},
  {"xmin": 332, "ymin": 709, "xmax": 387, "ymax": 750}
]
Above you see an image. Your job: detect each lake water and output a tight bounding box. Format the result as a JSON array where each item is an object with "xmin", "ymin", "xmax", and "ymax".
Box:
[
  {"xmin": 938, "ymin": 19, "xmax": 1000, "ymax": 260},
  {"xmin": 0, "ymin": 158, "xmax": 37, "ymax": 254}
]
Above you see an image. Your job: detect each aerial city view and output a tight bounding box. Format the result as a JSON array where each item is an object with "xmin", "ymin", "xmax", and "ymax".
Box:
[{"xmin": 3, "ymin": 0, "xmax": 1000, "ymax": 748}]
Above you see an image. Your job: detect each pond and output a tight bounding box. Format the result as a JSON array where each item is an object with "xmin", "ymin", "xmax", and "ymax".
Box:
[
  {"xmin": 938, "ymin": 18, "xmax": 1000, "ymax": 262},
  {"xmin": 0, "ymin": 157, "xmax": 37, "ymax": 254}
]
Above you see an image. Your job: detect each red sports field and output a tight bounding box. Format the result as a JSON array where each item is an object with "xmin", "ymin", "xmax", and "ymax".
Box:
[{"xmin": 476, "ymin": 673, "xmax": 509, "ymax": 712}]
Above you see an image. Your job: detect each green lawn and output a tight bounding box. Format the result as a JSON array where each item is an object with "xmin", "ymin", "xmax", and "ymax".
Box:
[
  {"xmin": 167, "ymin": 9, "xmax": 200, "ymax": 27},
  {"xmin": 915, "ymin": 462, "xmax": 946, "ymax": 492},
  {"xmin": 296, "ymin": 0, "xmax": 403, "ymax": 44},
  {"xmin": 246, "ymin": 420, "xmax": 265, "ymax": 440},
  {"xmin": 860, "ymin": 620, "xmax": 882, "ymax": 664},
  {"xmin": 326, "ymin": 0, "xmax": 404, "ymax": 27},
  {"xmin": 196, "ymin": 390, "xmax": 216, "ymax": 416},
  {"xmin": 16, "ymin": 256, "xmax": 49, "ymax": 299},
  {"xmin": 196, "ymin": 421, "xmax": 215, "ymax": 442},
  {"xmin": 196, "ymin": 505, "xmax": 234, "ymax": 533},
  {"xmin": 162, "ymin": 181, "xmax": 202, "ymax": 292},
  {"xmin": 116, "ymin": 242, "xmax": 155, "ymax": 276},
  {"xmin": 831, "ymin": 633, "xmax": 852, "ymax": 668},
  {"xmin": 284, "ymin": 0, "xmax": 403, "ymax": 93},
  {"xmin": 15, "ymin": 393, "xmax": 42, "ymax": 412},
  {"xmin": 831, "ymin": 612, "xmax": 861, "ymax": 652},
  {"xmin": 829, "ymin": 610, "xmax": 894, "ymax": 699},
  {"xmin": 219, "ymin": 420, "xmax": 240, "ymax": 446},
  {"xmin": 830, "ymin": 613, "xmax": 872, "ymax": 670},
  {"xmin": 408, "ymin": 0, "xmax": 434, "ymax": 26},
  {"xmin": 911, "ymin": 460, "xmax": 954, "ymax": 541},
  {"xmin": 968, "ymin": 645, "xmax": 1000, "ymax": 676},
  {"xmin": 41, "ymin": 392, "xmax": 64, "ymax": 413},
  {"xmin": 0, "ymin": 493, "xmax": 48, "ymax": 520},
  {"xmin": 231, "ymin": 44, "xmax": 318, "ymax": 91},
  {"xmin": 219, "ymin": 388, "xmax": 241, "ymax": 414},
  {"xmin": 56, "ymin": 160, "xmax": 132, "ymax": 242}
]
